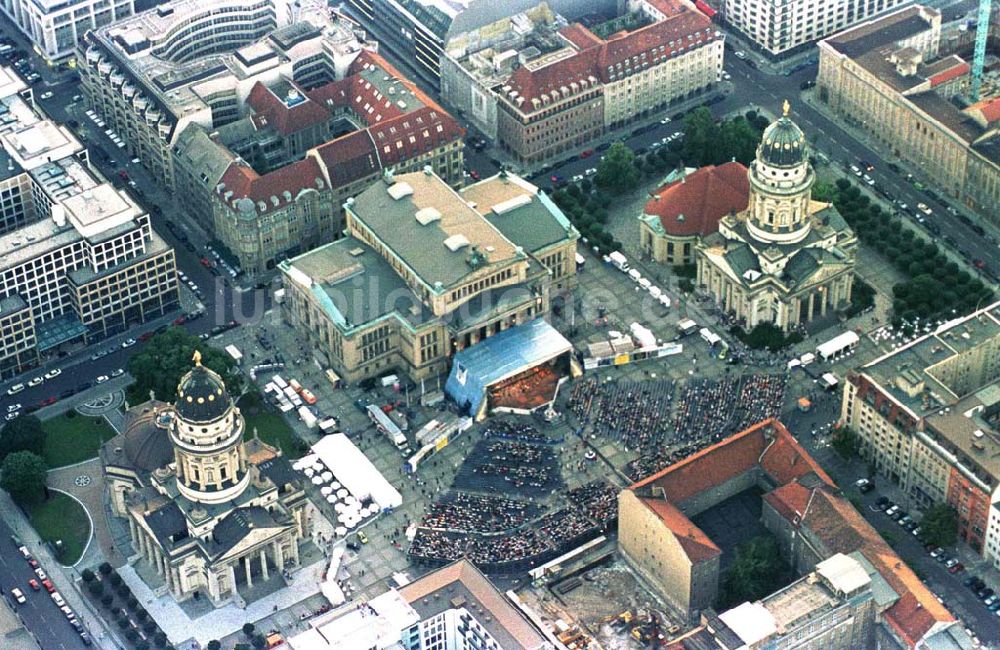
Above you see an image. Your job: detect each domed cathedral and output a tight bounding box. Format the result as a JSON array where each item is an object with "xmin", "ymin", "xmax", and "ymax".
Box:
[
  {"xmin": 101, "ymin": 352, "xmax": 311, "ymax": 607},
  {"xmin": 695, "ymin": 102, "xmax": 858, "ymax": 332}
]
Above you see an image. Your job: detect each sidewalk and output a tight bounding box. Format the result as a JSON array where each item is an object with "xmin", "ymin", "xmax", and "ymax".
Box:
[{"xmin": 0, "ymin": 490, "xmax": 123, "ymax": 650}]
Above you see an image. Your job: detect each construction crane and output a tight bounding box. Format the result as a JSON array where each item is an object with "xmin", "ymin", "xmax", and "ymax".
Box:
[{"xmin": 971, "ymin": 0, "xmax": 992, "ymax": 101}]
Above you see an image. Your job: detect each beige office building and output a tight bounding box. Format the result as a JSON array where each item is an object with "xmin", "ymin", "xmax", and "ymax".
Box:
[
  {"xmin": 841, "ymin": 301, "xmax": 1000, "ymax": 556},
  {"xmin": 817, "ymin": 5, "xmax": 1000, "ymax": 226},
  {"xmin": 279, "ymin": 169, "xmax": 578, "ymax": 384}
]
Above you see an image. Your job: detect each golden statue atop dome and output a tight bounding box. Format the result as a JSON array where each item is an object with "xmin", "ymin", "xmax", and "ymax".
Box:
[
  {"xmin": 783, "ymin": 99, "xmax": 790, "ymax": 117},
  {"xmin": 192, "ymin": 349, "xmax": 202, "ymax": 367}
]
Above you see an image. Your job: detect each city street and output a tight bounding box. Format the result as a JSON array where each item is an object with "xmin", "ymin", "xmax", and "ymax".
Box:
[{"xmin": 0, "ymin": 517, "xmax": 89, "ymax": 649}]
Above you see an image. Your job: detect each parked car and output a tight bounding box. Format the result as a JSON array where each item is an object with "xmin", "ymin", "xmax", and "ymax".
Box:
[
  {"xmin": 27, "ymin": 376, "xmax": 43, "ymax": 387},
  {"xmin": 11, "ymin": 588, "xmax": 25, "ymax": 604},
  {"xmin": 95, "ymin": 375, "xmax": 109, "ymax": 384},
  {"xmin": 948, "ymin": 562, "xmax": 964, "ymax": 574},
  {"xmin": 43, "ymin": 368, "xmax": 62, "ymax": 380},
  {"xmin": 854, "ymin": 478, "xmax": 873, "ymax": 493},
  {"xmin": 27, "ymin": 579, "xmax": 39, "ymax": 591},
  {"xmin": 929, "ymin": 547, "xmax": 944, "ymax": 558}
]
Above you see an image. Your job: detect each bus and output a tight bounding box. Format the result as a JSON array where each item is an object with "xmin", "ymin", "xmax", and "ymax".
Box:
[{"xmin": 367, "ymin": 404, "xmax": 407, "ymax": 449}]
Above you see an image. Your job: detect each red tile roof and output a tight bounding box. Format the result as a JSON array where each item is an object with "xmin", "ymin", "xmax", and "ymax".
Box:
[
  {"xmin": 559, "ymin": 24, "xmax": 603, "ymax": 50},
  {"xmin": 644, "ymin": 162, "xmax": 749, "ymax": 236},
  {"xmin": 504, "ymin": 0, "xmax": 713, "ymax": 112},
  {"xmin": 928, "ymin": 60, "xmax": 970, "ymax": 87},
  {"xmin": 762, "ymin": 480, "xmax": 813, "ymax": 522},
  {"xmin": 312, "ymin": 129, "xmax": 381, "ymax": 188},
  {"xmin": 246, "ymin": 81, "xmax": 331, "ymax": 137},
  {"xmin": 308, "ymin": 50, "xmax": 465, "ymax": 166},
  {"xmin": 632, "ymin": 420, "xmax": 765, "ymax": 503},
  {"xmin": 504, "ymin": 47, "xmax": 601, "ymax": 109},
  {"xmin": 758, "ymin": 422, "xmax": 834, "ymax": 487},
  {"xmin": 595, "ymin": 8, "xmax": 713, "ymax": 83},
  {"xmin": 217, "ymin": 157, "xmax": 326, "ymax": 212},
  {"xmin": 640, "ymin": 497, "xmax": 720, "ymax": 563},
  {"xmin": 788, "ymin": 489, "xmax": 954, "ymax": 647},
  {"xmin": 631, "ymin": 419, "xmax": 826, "ymax": 504},
  {"xmin": 967, "ymin": 96, "xmax": 1000, "ymax": 124}
]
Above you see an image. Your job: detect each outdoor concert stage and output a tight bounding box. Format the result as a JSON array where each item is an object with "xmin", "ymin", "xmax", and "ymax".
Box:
[{"xmin": 445, "ymin": 319, "xmax": 580, "ymax": 420}]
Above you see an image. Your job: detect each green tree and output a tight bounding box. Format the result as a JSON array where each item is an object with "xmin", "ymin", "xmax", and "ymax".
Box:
[
  {"xmin": 207, "ymin": 642, "xmax": 222, "ymax": 650},
  {"xmin": 0, "ymin": 415, "xmax": 45, "ymax": 462},
  {"xmin": 722, "ymin": 536, "xmax": 785, "ymax": 607},
  {"xmin": 594, "ymin": 142, "xmax": 640, "ymax": 194},
  {"xmin": 921, "ymin": 504, "xmax": 958, "ymax": 548},
  {"xmin": 831, "ymin": 427, "xmax": 860, "ymax": 460},
  {"xmin": 812, "ymin": 181, "xmax": 836, "ymax": 202},
  {"xmin": 127, "ymin": 327, "xmax": 243, "ymax": 404},
  {"xmin": 242, "ymin": 623, "xmax": 256, "ymax": 638},
  {"xmin": 99, "ymin": 561, "xmax": 113, "ymax": 575},
  {"xmin": 0, "ymin": 451, "xmax": 47, "ymax": 505},
  {"xmin": 681, "ymin": 107, "xmax": 720, "ymax": 166},
  {"xmin": 81, "ymin": 568, "xmax": 96, "ymax": 583},
  {"xmin": 719, "ymin": 117, "xmax": 759, "ymax": 165}
]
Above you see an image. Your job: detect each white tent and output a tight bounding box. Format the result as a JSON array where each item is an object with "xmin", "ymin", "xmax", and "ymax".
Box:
[
  {"xmin": 311, "ymin": 434, "xmax": 403, "ymax": 509},
  {"xmin": 816, "ymin": 331, "xmax": 860, "ymax": 361}
]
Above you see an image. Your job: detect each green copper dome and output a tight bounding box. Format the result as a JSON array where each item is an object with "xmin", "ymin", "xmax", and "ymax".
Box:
[{"xmin": 758, "ymin": 113, "xmax": 807, "ymax": 168}]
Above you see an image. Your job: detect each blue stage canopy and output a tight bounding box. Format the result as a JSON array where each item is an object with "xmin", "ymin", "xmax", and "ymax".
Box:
[{"xmin": 445, "ymin": 319, "xmax": 572, "ymax": 418}]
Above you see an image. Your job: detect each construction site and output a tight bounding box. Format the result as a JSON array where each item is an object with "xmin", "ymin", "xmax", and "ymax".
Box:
[{"xmin": 517, "ymin": 559, "xmax": 683, "ymax": 649}]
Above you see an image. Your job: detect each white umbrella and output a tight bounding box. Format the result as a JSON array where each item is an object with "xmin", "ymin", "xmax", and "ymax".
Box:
[
  {"xmin": 326, "ymin": 494, "xmax": 338, "ymax": 503},
  {"xmin": 330, "ymin": 482, "xmax": 341, "ymax": 490},
  {"xmin": 334, "ymin": 503, "xmax": 345, "ymax": 513},
  {"xmin": 369, "ymin": 502, "xmax": 380, "ymax": 513},
  {"xmin": 344, "ymin": 519, "xmax": 356, "ymax": 529},
  {"xmin": 337, "ymin": 512, "xmax": 349, "ymax": 523},
  {"xmin": 312, "ymin": 462, "xmax": 324, "ymax": 472},
  {"xmin": 311, "ymin": 475, "xmax": 324, "ymax": 485},
  {"xmin": 337, "ymin": 489, "xmax": 348, "ymax": 499},
  {"xmin": 303, "ymin": 468, "xmax": 315, "ymax": 477},
  {"xmin": 321, "ymin": 471, "xmax": 333, "ymax": 483},
  {"xmin": 335, "ymin": 526, "xmax": 347, "ymax": 537},
  {"xmin": 344, "ymin": 495, "xmax": 357, "ymax": 506},
  {"xmin": 321, "ymin": 486, "xmax": 333, "ymax": 496}
]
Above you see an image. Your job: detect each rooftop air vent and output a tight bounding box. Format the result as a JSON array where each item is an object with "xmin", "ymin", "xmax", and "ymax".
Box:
[
  {"xmin": 444, "ymin": 234, "xmax": 470, "ymax": 251},
  {"xmin": 387, "ymin": 182, "xmax": 413, "ymax": 200},
  {"xmin": 415, "ymin": 207, "xmax": 441, "ymax": 225},
  {"xmin": 492, "ymin": 194, "xmax": 531, "ymax": 215}
]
